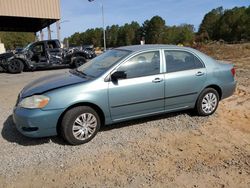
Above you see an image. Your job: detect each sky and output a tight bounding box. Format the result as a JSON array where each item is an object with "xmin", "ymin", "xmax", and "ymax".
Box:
[{"xmin": 48, "ymin": 0, "xmax": 249, "ymax": 39}]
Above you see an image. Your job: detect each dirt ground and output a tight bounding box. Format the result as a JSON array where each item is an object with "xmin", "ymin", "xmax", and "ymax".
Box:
[{"xmin": 0, "ymin": 44, "xmax": 249, "ymax": 188}]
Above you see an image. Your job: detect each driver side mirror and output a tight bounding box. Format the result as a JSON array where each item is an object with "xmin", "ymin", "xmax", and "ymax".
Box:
[{"xmin": 111, "ymin": 71, "xmax": 127, "ymax": 81}]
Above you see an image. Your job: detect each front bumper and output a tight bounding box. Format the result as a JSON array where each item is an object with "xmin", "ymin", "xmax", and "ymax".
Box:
[
  {"xmin": 13, "ymin": 107, "xmax": 65, "ymax": 138},
  {"xmin": 0, "ymin": 60, "xmax": 8, "ymax": 71}
]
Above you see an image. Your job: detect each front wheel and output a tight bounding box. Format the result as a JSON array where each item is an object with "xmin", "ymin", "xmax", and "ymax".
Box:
[
  {"xmin": 8, "ymin": 59, "xmax": 24, "ymax": 73},
  {"xmin": 196, "ymin": 88, "xmax": 219, "ymax": 116},
  {"xmin": 61, "ymin": 106, "xmax": 100, "ymax": 145}
]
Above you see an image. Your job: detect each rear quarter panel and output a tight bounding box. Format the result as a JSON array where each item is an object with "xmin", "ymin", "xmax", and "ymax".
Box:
[{"xmin": 195, "ymin": 50, "xmax": 236, "ymax": 99}]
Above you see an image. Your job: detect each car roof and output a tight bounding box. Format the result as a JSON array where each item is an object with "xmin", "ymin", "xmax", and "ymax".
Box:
[{"xmin": 116, "ymin": 44, "xmax": 193, "ymax": 52}]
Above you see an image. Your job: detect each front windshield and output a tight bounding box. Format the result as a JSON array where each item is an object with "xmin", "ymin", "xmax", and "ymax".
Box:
[
  {"xmin": 22, "ymin": 43, "xmax": 34, "ymax": 52},
  {"xmin": 76, "ymin": 49, "xmax": 131, "ymax": 78}
]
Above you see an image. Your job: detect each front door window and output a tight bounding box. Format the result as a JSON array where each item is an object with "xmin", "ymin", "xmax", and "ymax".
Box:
[{"xmin": 117, "ymin": 51, "xmax": 160, "ymax": 79}]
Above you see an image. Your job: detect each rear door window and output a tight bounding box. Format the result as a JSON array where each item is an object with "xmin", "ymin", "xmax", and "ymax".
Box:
[
  {"xmin": 164, "ymin": 50, "xmax": 204, "ymax": 73},
  {"xmin": 47, "ymin": 41, "xmax": 59, "ymax": 49}
]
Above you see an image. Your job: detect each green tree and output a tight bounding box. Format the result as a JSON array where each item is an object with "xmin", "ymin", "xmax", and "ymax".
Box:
[
  {"xmin": 198, "ymin": 6, "xmax": 250, "ymax": 42},
  {"xmin": 165, "ymin": 24, "xmax": 194, "ymax": 44},
  {"xmin": 84, "ymin": 28, "xmax": 102, "ymax": 47},
  {"xmin": 217, "ymin": 7, "xmax": 248, "ymax": 41},
  {"xmin": 106, "ymin": 25, "xmax": 119, "ymax": 47},
  {"xmin": 140, "ymin": 19, "xmax": 149, "ymax": 40},
  {"xmin": 144, "ymin": 16, "xmax": 166, "ymax": 44},
  {"xmin": 198, "ymin": 7, "xmax": 223, "ymax": 40},
  {"xmin": 245, "ymin": 6, "xmax": 250, "ymax": 40},
  {"xmin": 68, "ymin": 32, "xmax": 82, "ymax": 46},
  {"xmin": 116, "ymin": 21, "xmax": 140, "ymax": 46},
  {"xmin": 0, "ymin": 32, "xmax": 35, "ymax": 50},
  {"xmin": 66, "ymin": 15, "xmax": 197, "ymax": 47},
  {"xmin": 177, "ymin": 24, "xmax": 195, "ymax": 44}
]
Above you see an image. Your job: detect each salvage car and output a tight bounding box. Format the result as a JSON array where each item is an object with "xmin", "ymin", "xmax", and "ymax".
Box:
[
  {"xmin": 68, "ymin": 45, "xmax": 96, "ymax": 60},
  {"xmin": 13, "ymin": 45, "xmax": 236, "ymax": 145},
  {"xmin": 0, "ymin": 39, "xmax": 87, "ymax": 73}
]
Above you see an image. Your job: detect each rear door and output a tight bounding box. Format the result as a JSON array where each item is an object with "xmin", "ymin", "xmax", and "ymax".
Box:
[
  {"xmin": 46, "ymin": 40, "xmax": 63, "ymax": 65},
  {"xmin": 108, "ymin": 50, "xmax": 165, "ymax": 121},
  {"xmin": 164, "ymin": 50, "xmax": 207, "ymax": 110}
]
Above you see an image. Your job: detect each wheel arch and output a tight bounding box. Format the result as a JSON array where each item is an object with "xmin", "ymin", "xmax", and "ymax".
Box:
[
  {"xmin": 72, "ymin": 52, "xmax": 86, "ymax": 58},
  {"xmin": 71, "ymin": 56, "xmax": 87, "ymax": 68},
  {"xmin": 56, "ymin": 102, "xmax": 105, "ymax": 135},
  {"xmin": 11, "ymin": 58, "xmax": 30, "ymax": 70},
  {"xmin": 204, "ymin": 84, "xmax": 222, "ymax": 100}
]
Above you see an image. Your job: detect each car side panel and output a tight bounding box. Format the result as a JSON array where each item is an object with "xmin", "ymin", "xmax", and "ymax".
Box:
[
  {"xmin": 198, "ymin": 57, "xmax": 236, "ymax": 100},
  {"xmin": 108, "ymin": 74, "xmax": 165, "ymax": 121},
  {"xmin": 43, "ymin": 79, "xmax": 112, "ymax": 124},
  {"xmin": 164, "ymin": 68, "xmax": 207, "ymax": 109}
]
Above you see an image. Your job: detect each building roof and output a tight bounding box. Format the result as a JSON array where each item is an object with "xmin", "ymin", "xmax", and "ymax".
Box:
[{"xmin": 0, "ymin": 0, "xmax": 61, "ymax": 32}]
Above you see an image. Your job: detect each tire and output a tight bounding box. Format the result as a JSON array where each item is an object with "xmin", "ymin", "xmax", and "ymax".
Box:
[
  {"xmin": 8, "ymin": 59, "xmax": 24, "ymax": 73},
  {"xmin": 73, "ymin": 56, "xmax": 86, "ymax": 68},
  {"xmin": 61, "ymin": 106, "xmax": 101, "ymax": 145},
  {"xmin": 196, "ymin": 88, "xmax": 219, "ymax": 116}
]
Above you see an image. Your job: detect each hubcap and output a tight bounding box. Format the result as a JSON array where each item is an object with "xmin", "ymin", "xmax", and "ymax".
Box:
[
  {"xmin": 201, "ymin": 93, "xmax": 217, "ymax": 114},
  {"xmin": 72, "ymin": 113, "xmax": 97, "ymax": 140},
  {"xmin": 76, "ymin": 59, "xmax": 84, "ymax": 67},
  {"xmin": 10, "ymin": 61, "xmax": 19, "ymax": 71}
]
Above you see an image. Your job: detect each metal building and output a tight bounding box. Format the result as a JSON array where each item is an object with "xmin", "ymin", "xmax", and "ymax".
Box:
[{"xmin": 0, "ymin": 0, "xmax": 61, "ymax": 39}]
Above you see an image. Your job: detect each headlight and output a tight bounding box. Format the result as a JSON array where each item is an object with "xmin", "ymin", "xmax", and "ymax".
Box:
[{"xmin": 18, "ymin": 95, "xmax": 50, "ymax": 109}]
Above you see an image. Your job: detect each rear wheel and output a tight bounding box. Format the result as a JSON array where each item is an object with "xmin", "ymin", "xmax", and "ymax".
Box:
[
  {"xmin": 8, "ymin": 59, "xmax": 24, "ymax": 73},
  {"xmin": 61, "ymin": 106, "xmax": 100, "ymax": 145},
  {"xmin": 73, "ymin": 56, "xmax": 86, "ymax": 68},
  {"xmin": 196, "ymin": 88, "xmax": 219, "ymax": 116}
]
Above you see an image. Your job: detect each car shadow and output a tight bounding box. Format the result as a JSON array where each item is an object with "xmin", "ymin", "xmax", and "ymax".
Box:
[
  {"xmin": 100, "ymin": 110, "xmax": 196, "ymax": 132},
  {"xmin": 2, "ymin": 110, "xmax": 196, "ymax": 146}
]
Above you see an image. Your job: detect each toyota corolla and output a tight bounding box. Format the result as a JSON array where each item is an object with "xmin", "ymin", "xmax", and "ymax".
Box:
[{"xmin": 13, "ymin": 45, "xmax": 236, "ymax": 145}]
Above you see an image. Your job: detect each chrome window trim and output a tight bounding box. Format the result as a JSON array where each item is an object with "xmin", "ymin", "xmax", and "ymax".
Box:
[
  {"xmin": 163, "ymin": 48, "xmax": 206, "ymax": 73},
  {"xmin": 104, "ymin": 49, "xmax": 163, "ymax": 81}
]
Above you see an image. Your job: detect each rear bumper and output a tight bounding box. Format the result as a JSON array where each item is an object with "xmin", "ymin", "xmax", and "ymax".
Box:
[
  {"xmin": 13, "ymin": 107, "xmax": 64, "ymax": 138},
  {"xmin": 221, "ymin": 80, "xmax": 237, "ymax": 100}
]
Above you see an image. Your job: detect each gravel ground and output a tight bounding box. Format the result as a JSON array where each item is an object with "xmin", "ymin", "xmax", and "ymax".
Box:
[{"xmin": 0, "ymin": 56, "xmax": 249, "ymax": 187}]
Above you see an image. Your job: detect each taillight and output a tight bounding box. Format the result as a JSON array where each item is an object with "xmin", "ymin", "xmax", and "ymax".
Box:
[{"xmin": 231, "ymin": 67, "xmax": 236, "ymax": 77}]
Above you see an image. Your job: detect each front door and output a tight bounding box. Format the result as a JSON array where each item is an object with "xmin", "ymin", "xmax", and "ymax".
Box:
[{"xmin": 108, "ymin": 50, "xmax": 165, "ymax": 121}]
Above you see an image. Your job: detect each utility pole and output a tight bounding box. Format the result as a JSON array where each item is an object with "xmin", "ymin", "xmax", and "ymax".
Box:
[
  {"xmin": 56, "ymin": 21, "xmax": 60, "ymax": 42},
  {"xmin": 101, "ymin": 3, "xmax": 106, "ymax": 51},
  {"xmin": 56, "ymin": 20, "xmax": 69, "ymax": 43},
  {"xmin": 88, "ymin": 0, "xmax": 106, "ymax": 51},
  {"xmin": 40, "ymin": 30, "xmax": 44, "ymax": 41},
  {"xmin": 47, "ymin": 25, "xmax": 52, "ymax": 40}
]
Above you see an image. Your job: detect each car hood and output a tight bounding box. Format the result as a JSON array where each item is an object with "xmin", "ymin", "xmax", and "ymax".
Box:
[
  {"xmin": 21, "ymin": 71, "xmax": 88, "ymax": 98},
  {"xmin": 0, "ymin": 52, "xmax": 14, "ymax": 60}
]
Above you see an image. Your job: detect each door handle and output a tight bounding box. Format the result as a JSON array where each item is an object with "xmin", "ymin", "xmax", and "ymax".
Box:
[
  {"xmin": 195, "ymin": 71, "xmax": 205, "ymax": 76},
  {"xmin": 152, "ymin": 78, "xmax": 163, "ymax": 83}
]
